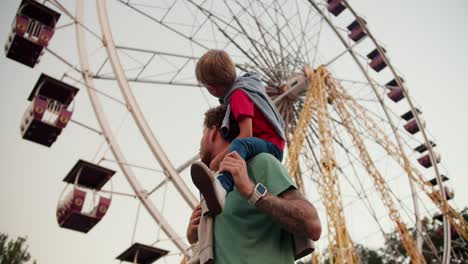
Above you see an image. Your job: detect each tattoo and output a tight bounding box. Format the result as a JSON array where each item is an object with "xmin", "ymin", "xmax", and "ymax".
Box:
[{"xmin": 256, "ymin": 189, "xmax": 313, "ymax": 236}]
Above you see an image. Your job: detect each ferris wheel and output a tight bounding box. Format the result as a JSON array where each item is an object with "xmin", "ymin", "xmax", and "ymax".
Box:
[{"xmin": 4, "ymin": 0, "xmax": 467, "ymax": 263}]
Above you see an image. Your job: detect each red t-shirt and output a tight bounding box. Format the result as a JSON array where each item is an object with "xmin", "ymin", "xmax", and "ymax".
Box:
[{"xmin": 229, "ymin": 90, "xmax": 285, "ymax": 151}]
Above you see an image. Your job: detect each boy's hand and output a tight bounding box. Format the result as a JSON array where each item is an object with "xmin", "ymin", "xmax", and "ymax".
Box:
[
  {"xmin": 209, "ymin": 154, "xmax": 222, "ymax": 171},
  {"xmin": 186, "ymin": 204, "xmax": 202, "ymax": 244},
  {"xmin": 209, "ymin": 146, "xmax": 229, "ymax": 171},
  {"xmin": 219, "ymin": 151, "xmax": 255, "ymax": 199}
]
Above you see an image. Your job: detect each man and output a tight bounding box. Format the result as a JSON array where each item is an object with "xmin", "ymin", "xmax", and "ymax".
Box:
[{"xmin": 187, "ymin": 105, "xmax": 321, "ymax": 264}]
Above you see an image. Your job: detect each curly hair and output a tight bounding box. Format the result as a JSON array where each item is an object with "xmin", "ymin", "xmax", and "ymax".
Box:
[{"xmin": 203, "ymin": 105, "xmax": 239, "ymax": 142}]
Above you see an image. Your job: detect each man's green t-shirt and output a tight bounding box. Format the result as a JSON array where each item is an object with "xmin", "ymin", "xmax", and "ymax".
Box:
[{"xmin": 213, "ymin": 153, "xmax": 297, "ymax": 264}]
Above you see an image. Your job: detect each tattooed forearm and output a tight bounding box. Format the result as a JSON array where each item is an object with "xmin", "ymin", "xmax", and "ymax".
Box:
[{"xmin": 255, "ymin": 189, "xmax": 321, "ymax": 239}]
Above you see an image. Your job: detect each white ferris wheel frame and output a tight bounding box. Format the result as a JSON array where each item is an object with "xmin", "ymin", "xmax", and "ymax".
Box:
[{"xmin": 69, "ymin": 0, "xmax": 453, "ymax": 262}]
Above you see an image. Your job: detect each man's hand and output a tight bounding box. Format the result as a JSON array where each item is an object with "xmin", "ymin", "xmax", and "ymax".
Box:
[
  {"xmin": 186, "ymin": 204, "xmax": 202, "ymax": 244},
  {"xmin": 219, "ymin": 151, "xmax": 255, "ymax": 199}
]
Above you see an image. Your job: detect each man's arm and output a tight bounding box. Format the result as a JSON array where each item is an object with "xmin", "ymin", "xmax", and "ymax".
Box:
[
  {"xmin": 219, "ymin": 152, "xmax": 322, "ymax": 241},
  {"xmin": 256, "ymin": 188, "xmax": 321, "ymax": 241}
]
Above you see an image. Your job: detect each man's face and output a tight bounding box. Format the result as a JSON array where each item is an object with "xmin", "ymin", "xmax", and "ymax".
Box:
[{"xmin": 199, "ymin": 126, "xmax": 213, "ymax": 166}]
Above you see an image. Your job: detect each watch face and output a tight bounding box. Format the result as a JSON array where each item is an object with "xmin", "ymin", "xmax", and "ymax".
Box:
[{"xmin": 257, "ymin": 184, "xmax": 267, "ymax": 194}]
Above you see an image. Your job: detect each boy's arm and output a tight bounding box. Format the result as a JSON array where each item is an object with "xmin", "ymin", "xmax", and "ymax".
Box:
[
  {"xmin": 209, "ymin": 115, "xmax": 252, "ymax": 171},
  {"xmin": 237, "ymin": 115, "xmax": 253, "ymax": 138}
]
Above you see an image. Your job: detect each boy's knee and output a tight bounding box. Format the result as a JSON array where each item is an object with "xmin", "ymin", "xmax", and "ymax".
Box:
[{"xmin": 231, "ymin": 138, "xmax": 245, "ymax": 148}]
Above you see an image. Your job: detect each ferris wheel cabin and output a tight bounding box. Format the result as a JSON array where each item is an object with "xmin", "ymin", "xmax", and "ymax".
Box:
[
  {"xmin": 347, "ymin": 18, "xmax": 367, "ymax": 42},
  {"xmin": 327, "ymin": 0, "xmax": 346, "ymax": 16},
  {"xmin": 367, "ymin": 47, "xmax": 388, "ymax": 72},
  {"xmin": 57, "ymin": 160, "xmax": 115, "ymax": 233},
  {"xmin": 20, "ymin": 74, "xmax": 78, "ymax": 147},
  {"xmin": 116, "ymin": 243, "xmax": 169, "ymax": 264},
  {"xmin": 386, "ymin": 78, "xmax": 405, "ymax": 102},
  {"xmin": 401, "ymin": 108, "xmax": 422, "ymax": 121},
  {"xmin": 4, "ymin": 0, "xmax": 60, "ymax": 67}
]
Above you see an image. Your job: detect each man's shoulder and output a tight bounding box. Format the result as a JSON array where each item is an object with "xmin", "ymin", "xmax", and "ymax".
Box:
[
  {"xmin": 247, "ymin": 153, "xmax": 288, "ymax": 177},
  {"xmin": 248, "ymin": 153, "xmax": 281, "ymax": 166},
  {"xmin": 247, "ymin": 153, "xmax": 296, "ymax": 197}
]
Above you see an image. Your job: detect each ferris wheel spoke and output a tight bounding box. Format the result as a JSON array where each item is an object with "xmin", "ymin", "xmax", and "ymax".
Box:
[
  {"xmin": 94, "ymin": 75, "xmax": 199, "ymax": 87},
  {"xmin": 112, "ymin": 46, "xmax": 202, "ymax": 82},
  {"xmin": 192, "ymin": 0, "xmax": 308, "ymax": 78},
  {"xmin": 250, "ymin": 1, "xmax": 297, "ymax": 72},
  {"xmin": 45, "ymin": 47, "xmax": 83, "ymax": 74},
  {"xmin": 325, "ymin": 41, "xmax": 361, "ymax": 67},
  {"xmin": 224, "ymin": 0, "xmax": 282, "ymax": 82},
  {"xmin": 100, "ymin": 158, "xmax": 165, "ymax": 174},
  {"xmin": 69, "ymin": 118, "xmax": 103, "ymax": 136},
  {"xmin": 266, "ymin": 1, "xmax": 313, "ymax": 69},
  {"xmin": 77, "ymin": 81, "xmax": 128, "ymax": 106},
  {"xmin": 98, "ymin": 188, "xmax": 138, "ymax": 199},
  {"xmin": 244, "ymin": 13, "xmax": 283, "ymax": 82},
  {"xmin": 53, "ymin": 21, "xmax": 75, "ymax": 31},
  {"xmin": 310, "ymin": 17, "xmax": 324, "ymax": 67},
  {"xmin": 95, "ymin": 57, "xmax": 109, "ymax": 78},
  {"xmin": 135, "ymin": 53, "xmax": 156, "ymax": 80},
  {"xmin": 116, "ymin": 0, "xmax": 211, "ymax": 50},
  {"xmin": 148, "ymin": 178, "xmax": 170, "ymax": 197},
  {"xmin": 47, "ymin": 0, "xmax": 103, "ymax": 41},
  {"xmin": 127, "ymin": 2, "xmax": 169, "ymax": 10},
  {"xmin": 333, "ymin": 88, "xmax": 431, "ymax": 184},
  {"xmin": 175, "ymin": 154, "xmax": 200, "ymax": 174},
  {"xmin": 272, "ymin": 0, "xmax": 310, "ymax": 68},
  {"xmin": 334, "ymin": 151, "xmax": 389, "ymax": 241},
  {"xmin": 244, "ymin": 1, "xmax": 286, "ymax": 77}
]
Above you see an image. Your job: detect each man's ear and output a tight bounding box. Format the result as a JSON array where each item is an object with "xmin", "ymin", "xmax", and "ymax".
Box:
[{"xmin": 209, "ymin": 126, "xmax": 218, "ymax": 143}]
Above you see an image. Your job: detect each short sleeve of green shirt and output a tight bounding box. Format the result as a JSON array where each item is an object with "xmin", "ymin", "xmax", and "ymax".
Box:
[{"xmin": 213, "ymin": 153, "xmax": 297, "ymax": 264}]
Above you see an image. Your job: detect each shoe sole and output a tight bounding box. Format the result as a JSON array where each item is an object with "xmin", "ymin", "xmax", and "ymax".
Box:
[{"xmin": 191, "ymin": 162, "xmax": 222, "ymax": 216}]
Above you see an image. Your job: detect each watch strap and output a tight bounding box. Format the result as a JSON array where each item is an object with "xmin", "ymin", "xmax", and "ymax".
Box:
[{"xmin": 248, "ymin": 183, "xmax": 267, "ymax": 205}]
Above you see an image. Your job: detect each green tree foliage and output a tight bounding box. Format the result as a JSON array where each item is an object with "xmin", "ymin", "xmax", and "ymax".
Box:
[
  {"xmin": 355, "ymin": 244, "xmax": 384, "ymax": 264},
  {"xmin": 296, "ymin": 207, "xmax": 467, "ymax": 263},
  {"xmin": 381, "ymin": 207, "xmax": 467, "ymax": 263},
  {"xmin": 0, "ymin": 233, "xmax": 36, "ymax": 264}
]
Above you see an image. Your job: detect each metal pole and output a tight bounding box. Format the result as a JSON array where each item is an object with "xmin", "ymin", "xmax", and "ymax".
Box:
[
  {"xmin": 96, "ymin": 0, "xmax": 198, "ymax": 209},
  {"xmin": 76, "ymin": 0, "xmax": 189, "ymax": 254},
  {"xmin": 341, "ymin": 1, "xmax": 451, "ymax": 261},
  {"xmin": 308, "ymin": 0, "xmax": 433, "ymax": 261}
]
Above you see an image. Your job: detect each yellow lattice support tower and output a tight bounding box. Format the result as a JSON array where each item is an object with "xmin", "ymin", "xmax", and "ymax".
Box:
[
  {"xmin": 287, "ymin": 65, "xmax": 359, "ymax": 263},
  {"xmin": 311, "ymin": 251, "xmax": 321, "ymax": 264},
  {"xmin": 325, "ymin": 68, "xmax": 426, "ymax": 264},
  {"xmin": 286, "ymin": 65, "xmax": 315, "ymax": 191},
  {"xmin": 328, "ymin": 76, "xmax": 468, "ymax": 241}
]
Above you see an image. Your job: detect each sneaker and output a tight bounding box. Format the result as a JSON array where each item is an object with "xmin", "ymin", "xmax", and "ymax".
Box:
[{"xmin": 191, "ymin": 161, "xmax": 226, "ymax": 216}]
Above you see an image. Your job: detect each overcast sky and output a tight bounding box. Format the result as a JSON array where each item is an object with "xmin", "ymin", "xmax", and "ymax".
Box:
[{"xmin": 0, "ymin": 0, "xmax": 467, "ymax": 263}]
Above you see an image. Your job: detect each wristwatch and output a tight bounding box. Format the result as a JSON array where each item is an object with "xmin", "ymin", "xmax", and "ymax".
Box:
[{"xmin": 248, "ymin": 183, "xmax": 267, "ymax": 205}]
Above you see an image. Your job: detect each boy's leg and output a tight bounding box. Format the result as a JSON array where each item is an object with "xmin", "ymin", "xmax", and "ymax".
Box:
[
  {"xmin": 266, "ymin": 141, "xmax": 284, "ymax": 162},
  {"xmin": 217, "ymin": 137, "xmax": 274, "ymax": 192},
  {"xmin": 191, "ymin": 138, "xmax": 279, "ymax": 215}
]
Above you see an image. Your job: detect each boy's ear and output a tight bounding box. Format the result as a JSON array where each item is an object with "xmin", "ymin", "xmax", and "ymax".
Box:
[{"xmin": 206, "ymin": 84, "xmax": 217, "ymax": 93}]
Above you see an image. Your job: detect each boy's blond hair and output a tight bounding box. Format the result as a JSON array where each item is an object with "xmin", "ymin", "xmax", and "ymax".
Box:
[{"xmin": 195, "ymin": 50, "xmax": 236, "ymax": 89}]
